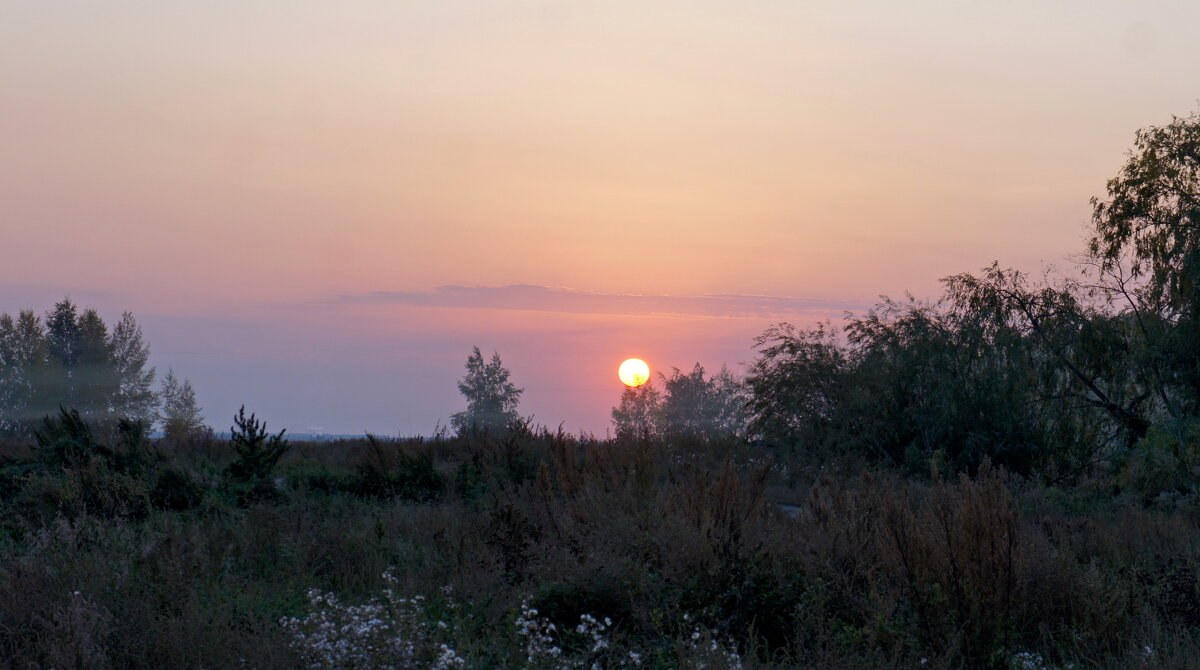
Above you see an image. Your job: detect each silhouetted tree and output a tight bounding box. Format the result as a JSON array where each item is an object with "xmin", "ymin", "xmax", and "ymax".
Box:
[
  {"xmin": 843, "ymin": 292, "xmax": 1049, "ymax": 474},
  {"xmin": 74, "ymin": 308, "xmax": 115, "ymax": 420},
  {"xmin": 43, "ymin": 298, "xmax": 82, "ymax": 413},
  {"xmin": 611, "ymin": 382, "xmax": 662, "ymax": 440},
  {"xmin": 748, "ymin": 291, "xmax": 1081, "ymax": 475},
  {"xmin": 0, "ymin": 300, "xmax": 158, "ymax": 433},
  {"xmin": 1087, "ymin": 111, "xmax": 1200, "ymax": 416},
  {"xmin": 946, "ymin": 264, "xmax": 1152, "ymax": 453},
  {"xmin": 711, "ymin": 365, "xmax": 750, "ymax": 437},
  {"xmin": 160, "ymin": 369, "xmax": 204, "ymax": 441},
  {"xmin": 0, "ymin": 310, "xmax": 49, "ymax": 435},
  {"xmin": 1089, "ymin": 111, "xmax": 1200, "ymax": 321},
  {"xmin": 450, "ymin": 347, "xmax": 523, "ymax": 435},
  {"xmin": 110, "ymin": 312, "xmax": 157, "ymax": 423},
  {"xmin": 746, "ymin": 322, "xmax": 847, "ymax": 447},
  {"xmin": 225, "ymin": 406, "xmax": 289, "ymax": 482},
  {"xmin": 657, "ymin": 363, "xmax": 747, "ymax": 439}
]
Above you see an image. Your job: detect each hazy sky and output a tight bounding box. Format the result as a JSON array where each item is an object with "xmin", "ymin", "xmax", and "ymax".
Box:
[{"xmin": 3, "ymin": 1, "xmax": 1199, "ymax": 434}]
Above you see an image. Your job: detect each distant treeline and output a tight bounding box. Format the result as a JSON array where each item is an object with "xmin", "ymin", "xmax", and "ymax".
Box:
[{"xmin": 0, "ymin": 299, "xmax": 203, "ymax": 440}]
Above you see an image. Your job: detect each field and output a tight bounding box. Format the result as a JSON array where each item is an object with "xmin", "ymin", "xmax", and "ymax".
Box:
[{"xmin": 3, "ymin": 424, "xmax": 1200, "ymax": 670}]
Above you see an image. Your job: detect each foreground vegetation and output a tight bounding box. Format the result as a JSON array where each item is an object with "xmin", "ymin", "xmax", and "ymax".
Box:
[{"xmin": 2, "ymin": 419, "xmax": 1200, "ymax": 669}]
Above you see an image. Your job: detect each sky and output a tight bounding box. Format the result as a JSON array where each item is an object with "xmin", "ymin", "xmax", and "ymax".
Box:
[{"xmin": 2, "ymin": 0, "xmax": 1199, "ymax": 435}]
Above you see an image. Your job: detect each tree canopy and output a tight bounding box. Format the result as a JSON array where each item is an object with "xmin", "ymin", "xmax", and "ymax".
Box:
[
  {"xmin": 0, "ymin": 299, "xmax": 158, "ymax": 435},
  {"xmin": 451, "ymin": 347, "xmax": 523, "ymax": 435},
  {"xmin": 611, "ymin": 363, "xmax": 747, "ymax": 441}
]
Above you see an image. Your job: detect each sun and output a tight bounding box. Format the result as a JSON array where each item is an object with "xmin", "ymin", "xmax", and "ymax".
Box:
[{"xmin": 618, "ymin": 358, "xmax": 650, "ymax": 387}]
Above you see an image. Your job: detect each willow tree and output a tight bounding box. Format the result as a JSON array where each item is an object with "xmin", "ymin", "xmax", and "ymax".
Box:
[{"xmin": 1088, "ymin": 111, "xmax": 1200, "ymax": 411}]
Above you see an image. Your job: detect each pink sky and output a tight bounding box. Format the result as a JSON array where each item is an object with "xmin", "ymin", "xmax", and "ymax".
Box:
[{"xmin": 3, "ymin": 1, "xmax": 1199, "ymax": 434}]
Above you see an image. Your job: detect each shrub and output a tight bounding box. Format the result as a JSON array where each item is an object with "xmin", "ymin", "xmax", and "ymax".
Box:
[
  {"xmin": 151, "ymin": 467, "xmax": 206, "ymax": 511},
  {"xmin": 528, "ymin": 581, "xmax": 631, "ymax": 633},
  {"xmin": 231, "ymin": 477, "xmax": 287, "ymax": 508},
  {"xmin": 71, "ymin": 460, "xmax": 152, "ymax": 520},
  {"xmin": 225, "ymin": 406, "xmax": 290, "ymax": 482},
  {"xmin": 351, "ymin": 436, "xmax": 444, "ymax": 502},
  {"xmin": 454, "ymin": 453, "xmax": 487, "ymax": 503},
  {"xmin": 34, "ymin": 407, "xmax": 112, "ymax": 471},
  {"xmin": 33, "ymin": 409, "xmax": 155, "ymax": 476},
  {"xmin": 1119, "ymin": 418, "xmax": 1200, "ymax": 499},
  {"xmin": 0, "ymin": 461, "xmax": 34, "ymax": 502},
  {"xmin": 20, "ymin": 458, "xmax": 153, "ymax": 520},
  {"xmin": 289, "ymin": 465, "xmax": 355, "ymax": 495}
]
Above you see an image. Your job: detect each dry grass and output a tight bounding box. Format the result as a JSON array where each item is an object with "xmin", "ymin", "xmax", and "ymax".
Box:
[{"xmin": 1, "ymin": 431, "xmax": 1200, "ymax": 668}]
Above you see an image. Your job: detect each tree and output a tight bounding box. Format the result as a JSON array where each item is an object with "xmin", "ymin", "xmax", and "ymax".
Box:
[
  {"xmin": 710, "ymin": 365, "xmax": 750, "ymax": 438},
  {"xmin": 160, "ymin": 369, "xmax": 204, "ymax": 441},
  {"xmin": 0, "ymin": 310, "xmax": 49, "ymax": 435},
  {"xmin": 657, "ymin": 363, "xmax": 747, "ymax": 440},
  {"xmin": 0, "ymin": 300, "xmax": 158, "ymax": 434},
  {"xmin": 1088, "ymin": 111, "xmax": 1200, "ymax": 408},
  {"xmin": 1089, "ymin": 111, "xmax": 1200, "ymax": 319},
  {"xmin": 748, "ymin": 294, "xmax": 1060, "ymax": 475},
  {"xmin": 611, "ymin": 382, "xmax": 662, "ymax": 440},
  {"xmin": 945, "ymin": 264, "xmax": 1153, "ymax": 452},
  {"xmin": 746, "ymin": 322, "xmax": 847, "ymax": 446},
  {"xmin": 74, "ymin": 308, "xmax": 115, "ymax": 420},
  {"xmin": 110, "ymin": 312, "xmax": 158, "ymax": 423},
  {"xmin": 450, "ymin": 347, "xmax": 523, "ymax": 435},
  {"xmin": 226, "ymin": 406, "xmax": 289, "ymax": 482},
  {"xmin": 43, "ymin": 298, "xmax": 82, "ymax": 413}
]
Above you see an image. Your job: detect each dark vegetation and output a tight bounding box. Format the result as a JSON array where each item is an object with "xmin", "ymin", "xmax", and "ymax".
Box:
[{"xmin": 2, "ymin": 114, "xmax": 1200, "ymax": 668}]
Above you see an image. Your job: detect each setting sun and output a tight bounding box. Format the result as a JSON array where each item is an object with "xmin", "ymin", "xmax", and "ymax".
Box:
[{"xmin": 618, "ymin": 358, "xmax": 650, "ymax": 387}]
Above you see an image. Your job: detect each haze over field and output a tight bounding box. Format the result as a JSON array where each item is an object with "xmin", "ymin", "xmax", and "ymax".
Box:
[{"xmin": 4, "ymin": 0, "xmax": 1199, "ymax": 434}]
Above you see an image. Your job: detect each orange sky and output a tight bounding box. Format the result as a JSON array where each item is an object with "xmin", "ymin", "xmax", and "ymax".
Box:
[{"xmin": 3, "ymin": 1, "xmax": 1199, "ymax": 433}]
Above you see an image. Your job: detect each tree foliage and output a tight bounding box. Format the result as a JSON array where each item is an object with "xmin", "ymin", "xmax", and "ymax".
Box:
[
  {"xmin": 160, "ymin": 369, "xmax": 205, "ymax": 442},
  {"xmin": 110, "ymin": 312, "xmax": 158, "ymax": 423},
  {"xmin": 743, "ymin": 113, "xmax": 1200, "ymax": 481},
  {"xmin": 1089, "ymin": 111, "xmax": 1200, "ymax": 319},
  {"xmin": 658, "ymin": 364, "xmax": 747, "ymax": 439},
  {"xmin": 746, "ymin": 322, "xmax": 846, "ymax": 448},
  {"xmin": 451, "ymin": 347, "xmax": 523, "ymax": 435},
  {"xmin": 611, "ymin": 363, "xmax": 747, "ymax": 441},
  {"xmin": 225, "ymin": 406, "xmax": 290, "ymax": 482},
  {"xmin": 746, "ymin": 282, "xmax": 1135, "ymax": 477},
  {"xmin": 611, "ymin": 383, "xmax": 662, "ymax": 441},
  {"xmin": 0, "ymin": 299, "xmax": 158, "ymax": 434}
]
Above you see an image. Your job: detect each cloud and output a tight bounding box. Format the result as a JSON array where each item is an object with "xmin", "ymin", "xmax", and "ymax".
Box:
[{"xmin": 339, "ymin": 285, "xmax": 859, "ymax": 318}]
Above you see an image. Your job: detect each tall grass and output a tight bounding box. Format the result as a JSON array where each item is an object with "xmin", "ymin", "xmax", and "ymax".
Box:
[{"xmin": 1, "ymin": 426, "xmax": 1199, "ymax": 668}]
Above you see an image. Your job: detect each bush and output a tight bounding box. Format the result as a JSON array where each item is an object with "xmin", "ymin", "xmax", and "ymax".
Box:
[
  {"xmin": 225, "ymin": 406, "xmax": 290, "ymax": 483},
  {"xmin": 230, "ymin": 477, "xmax": 287, "ymax": 508},
  {"xmin": 351, "ymin": 436, "xmax": 444, "ymax": 502},
  {"xmin": 454, "ymin": 453, "xmax": 487, "ymax": 503},
  {"xmin": 1120, "ymin": 419, "xmax": 1200, "ymax": 499},
  {"xmin": 17, "ymin": 458, "xmax": 152, "ymax": 520},
  {"xmin": 34, "ymin": 407, "xmax": 113, "ymax": 471},
  {"xmin": 289, "ymin": 465, "xmax": 355, "ymax": 495},
  {"xmin": 33, "ymin": 409, "xmax": 155, "ymax": 475},
  {"xmin": 74, "ymin": 460, "xmax": 152, "ymax": 520},
  {"xmin": 151, "ymin": 468, "xmax": 206, "ymax": 511},
  {"xmin": 0, "ymin": 461, "xmax": 34, "ymax": 502},
  {"xmin": 528, "ymin": 580, "xmax": 631, "ymax": 633}
]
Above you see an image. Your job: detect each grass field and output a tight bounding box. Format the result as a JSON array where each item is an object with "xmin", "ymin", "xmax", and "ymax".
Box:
[{"xmin": 3, "ymin": 422, "xmax": 1200, "ymax": 669}]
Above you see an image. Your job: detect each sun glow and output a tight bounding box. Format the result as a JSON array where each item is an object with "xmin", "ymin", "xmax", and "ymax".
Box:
[{"xmin": 618, "ymin": 358, "xmax": 650, "ymax": 387}]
